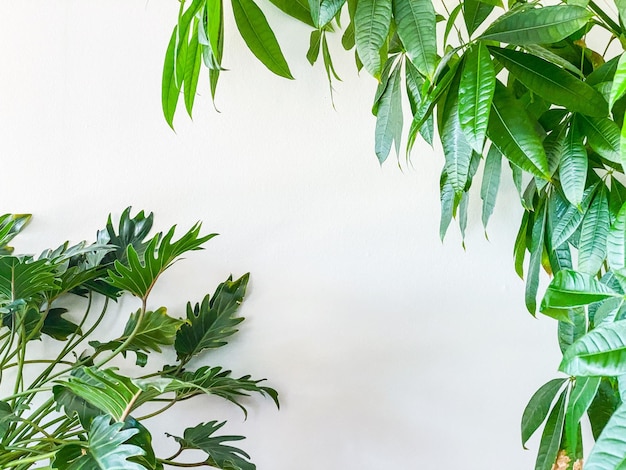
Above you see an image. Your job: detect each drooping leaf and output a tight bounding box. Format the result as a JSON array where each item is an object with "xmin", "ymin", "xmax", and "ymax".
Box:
[
  {"xmin": 459, "ymin": 42, "xmax": 496, "ymax": 153},
  {"xmin": 610, "ymin": 52, "xmax": 626, "ymax": 110},
  {"xmin": 534, "ymin": 390, "xmax": 567, "ymax": 470},
  {"xmin": 565, "ymin": 376, "xmax": 600, "ymax": 456},
  {"xmin": 541, "ymin": 269, "xmax": 621, "ymax": 311},
  {"xmin": 374, "ymin": 61, "xmax": 403, "ymax": 163},
  {"xmin": 354, "ymin": 0, "xmax": 393, "ymax": 78},
  {"xmin": 267, "ymin": 0, "xmax": 314, "ymax": 26},
  {"xmin": 559, "ymin": 117, "xmax": 588, "ymax": 208},
  {"xmin": 107, "ymin": 224, "xmax": 216, "ymax": 301},
  {"xmin": 489, "ymin": 47, "xmax": 608, "ymax": 117},
  {"xmin": 480, "ymin": 145, "xmax": 502, "ymax": 230},
  {"xmin": 552, "ymin": 184, "xmax": 597, "ymax": 248},
  {"xmin": 585, "ymin": 403, "xmax": 626, "ymax": 469},
  {"xmin": 514, "ymin": 210, "xmax": 529, "ymax": 278},
  {"xmin": 487, "ymin": 81, "xmax": 550, "ymax": 179},
  {"xmin": 168, "ymin": 421, "xmax": 255, "ymax": 470},
  {"xmin": 481, "ymin": 5, "xmax": 593, "ymax": 45},
  {"xmin": 309, "ymin": 0, "xmax": 346, "ymax": 27},
  {"xmin": 51, "ymin": 415, "xmax": 145, "ymax": 470},
  {"xmin": 175, "ymin": 274, "xmax": 249, "ymax": 362},
  {"xmin": 42, "ymin": 308, "xmax": 81, "ymax": 341},
  {"xmin": 608, "ymin": 201, "xmax": 626, "ymax": 271},
  {"xmin": 439, "ymin": 175, "xmax": 455, "ymax": 240},
  {"xmin": 162, "ymin": 28, "xmax": 180, "ymax": 129},
  {"xmin": 560, "ymin": 321, "xmax": 626, "ymax": 376},
  {"xmin": 307, "ymin": 29, "xmax": 322, "ymax": 65},
  {"xmin": 526, "ymin": 200, "xmax": 546, "ymax": 314},
  {"xmin": 521, "ymin": 378, "xmax": 567, "ymax": 448},
  {"xmin": 231, "ymin": 0, "xmax": 294, "ymax": 79},
  {"xmin": 393, "ymin": 0, "xmax": 437, "ymax": 78},
  {"xmin": 578, "ymin": 115, "xmax": 622, "ymax": 165},
  {"xmin": 578, "ymin": 186, "xmax": 610, "ymax": 275},
  {"xmin": 183, "ymin": 29, "xmax": 203, "ymax": 118}
]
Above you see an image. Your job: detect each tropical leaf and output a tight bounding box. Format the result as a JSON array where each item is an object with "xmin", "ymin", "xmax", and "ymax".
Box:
[
  {"xmin": 480, "ymin": 145, "xmax": 502, "ymax": 229},
  {"xmin": 552, "ymin": 184, "xmax": 597, "ymax": 248},
  {"xmin": 459, "ymin": 42, "xmax": 495, "ymax": 153},
  {"xmin": 101, "ymin": 208, "xmax": 154, "ymax": 266},
  {"xmin": 42, "ymin": 308, "xmax": 81, "ymax": 341},
  {"xmin": 565, "ymin": 376, "xmax": 600, "ymax": 456},
  {"xmin": 354, "ymin": 0, "xmax": 393, "ymax": 78},
  {"xmin": 578, "ymin": 115, "xmax": 622, "ymax": 165},
  {"xmin": 541, "ymin": 269, "xmax": 621, "ymax": 311},
  {"xmin": 585, "ymin": 403, "xmax": 626, "ymax": 469},
  {"xmin": 578, "ymin": 187, "xmax": 610, "ymax": 275},
  {"xmin": 559, "ymin": 117, "xmax": 588, "ymax": 208},
  {"xmin": 463, "ymin": 0, "xmax": 494, "ymax": 37},
  {"xmin": 0, "ymin": 214, "xmax": 31, "ymax": 255},
  {"xmin": 162, "ymin": 28, "xmax": 180, "ymax": 129},
  {"xmin": 183, "ymin": 29, "xmax": 203, "ymax": 118},
  {"xmin": 557, "ymin": 307, "xmax": 586, "ymax": 353},
  {"xmin": 374, "ymin": 60, "xmax": 403, "ymax": 163},
  {"xmin": 51, "ymin": 415, "xmax": 145, "ymax": 470},
  {"xmin": 393, "ymin": 0, "xmax": 437, "ymax": 78},
  {"xmin": 560, "ymin": 321, "xmax": 626, "ymax": 376},
  {"xmin": 0, "ymin": 257, "xmax": 58, "ymax": 305},
  {"xmin": 481, "ymin": 5, "xmax": 592, "ymax": 45},
  {"xmin": 267, "ymin": 0, "xmax": 314, "ymax": 26},
  {"xmin": 309, "ymin": 0, "xmax": 346, "ymax": 27},
  {"xmin": 231, "ymin": 0, "xmax": 294, "ymax": 79},
  {"xmin": 611, "ymin": 52, "xmax": 626, "ymax": 110},
  {"xmin": 53, "ymin": 383, "xmax": 102, "ymax": 428},
  {"xmin": 175, "ymin": 274, "xmax": 249, "ymax": 362},
  {"xmin": 168, "ymin": 421, "xmax": 255, "ymax": 470},
  {"xmin": 526, "ymin": 201, "xmax": 546, "ymax": 314},
  {"xmin": 535, "ymin": 390, "xmax": 567, "ymax": 470},
  {"xmin": 107, "ymin": 224, "xmax": 216, "ymax": 301},
  {"xmin": 0, "ymin": 401, "xmax": 16, "ymax": 440},
  {"xmin": 521, "ymin": 378, "xmax": 567, "ymax": 448},
  {"xmin": 487, "ymin": 81, "xmax": 550, "ymax": 179},
  {"xmin": 608, "ymin": 201, "xmax": 626, "ymax": 270}
]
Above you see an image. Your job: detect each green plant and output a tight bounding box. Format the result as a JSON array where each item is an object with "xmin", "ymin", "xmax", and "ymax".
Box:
[
  {"xmin": 161, "ymin": 0, "xmax": 626, "ymax": 467},
  {"xmin": 0, "ymin": 209, "xmax": 277, "ymax": 469}
]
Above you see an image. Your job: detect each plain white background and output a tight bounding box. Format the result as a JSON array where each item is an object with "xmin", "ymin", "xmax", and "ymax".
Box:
[{"xmin": 0, "ymin": 1, "xmax": 564, "ymax": 468}]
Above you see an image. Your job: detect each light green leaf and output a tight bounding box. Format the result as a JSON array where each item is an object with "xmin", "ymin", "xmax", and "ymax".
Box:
[
  {"xmin": 375, "ymin": 61, "xmax": 403, "ymax": 163},
  {"xmin": 267, "ymin": 0, "xmax": 314, "ymax": 26},
  {"xmin": 175, "ymin": 274, "xmax": 249, "ymax": 362},
  {"xmin": 611, "ymin": 52, "xmax": 626, "ymax": 110},
  {"xmin": 521, "ymin": 378, "xmax": 567, "ymax": 448},
  {"xmin": 585, "ymin": 403, "xmax": 626, "ymax": 469},
  {"xmin": 354, "ymin": 0, "xmax": 392, "ymax": 78},
  {"xmin": 393, "ymin": 0, "xmax": 437, "ymax": 78},
  {"xmin": 535, "ymin": 390, "xmax": 567, "ymax": 470},
  {"xmin": 560, "ymin": 321, "xmax": 626, "ymax": 376},
  {"xmin": 558, "ymin": 307, "xmax": 586, "ymax": 353},
  {"xmin": 578, "ymin": 115, "xmax": 622, "ymax": 165},
  {"xmin": 488, "ymin": 81, "xmax": 550, "ymax": 179},
  {"xmin": 463, "ymin": 0, "xmax": 494, "ymax": 37},
  {"xmin": 184, "ymin": 30, "xmax": 203, "ymax": 118},
  {"xmin": 439, "ymin": 175, "xmax": 455, "ymax": 240},
  {"xmin": 51, "ymin": 415, "xmax": 145, "ymax": 470},
  {"xmin": 559, "ymin": 117, "xmax": 588, "ymax": 208},
  {"xmin": 0, "ymin": 214, "xmax": 31, "ymax": 255},
  {"xmin": 443, "ymin": 4, "xmax": 463, "ymax": 47},
  {"xmin": 309, "ymin": 0, "xmax": 346, "ymax": 27},
  {"xmin": 565, "ymin": 376, "xmax": 600, "ymax": 457},
  {"xmin": 231, "ymin": 0, "xmax": 294, "ymax": 79},
  {"xmin": 480, "ymin": 145, "xmax": 502, "ymax": 229},
  {"xmin": 608, "ymin": 201, "xmax": 626, "ymax": 270},
  {"xmin": 578, "ymin": 187, "xmax": 610, "ymax": 275},
  {"xmin": 121, "ymin": 307, "xmax": 183, "ymax": 353},
  {"xmin": 541, "ymin": 269, "xmax": 621, "ymax": 311},
  {"xmin": 0, "ymin": 401, "xmax": 16, "ymax": 440},
  {"xmin": 168, "ymin": 421, "xmax": 255, "ymax": 470},
  {"xmin": 552, "ymin": 184, "xmax": 597, "ymax": 248},
  {"xmin": 526, "ymin": 201, "xmax": 546, "ymax": 314},
  {"xmin": 481, "ymin": 5, "xmax": 592, "ymax": 45},
  {"xmin": 514, "ymin": 210, "xmax": 529, "ymax": 278},
  {"xmin": 489, "ymin": 47, "xmax": 608, "ymax": 117},
  {"xmin": 459, "ymin": 42, "xmax": 495, "ymax": 153}
]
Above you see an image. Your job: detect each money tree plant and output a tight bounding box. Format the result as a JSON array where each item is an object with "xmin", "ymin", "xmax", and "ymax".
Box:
[
  {"xmin": 0, "ymin": 209, "xmax": 277, "ymax": 469},
  {"xmin": 160, "ymin": 0, "xmax": 626, "ymax": 467}
]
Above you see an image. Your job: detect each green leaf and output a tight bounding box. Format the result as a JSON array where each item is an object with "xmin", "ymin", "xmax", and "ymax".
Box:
[
  {"xmin": 231, "ymin": 0, "xmax": 294, "ymax": 79},
  {"xmin": 588, "ymin": 378, "xmax": 621, "ymax": 440},
  {"xmin": 162, "ymin": 28, "xmax": 180, "ymax": 129},
  {"xmin": 578, "ymin": 115, "xmax": 622, "ymax": 165},
  {"xmin": 560, "ymin": 321, "xmax": 626, "ymax": 376},
  {"xmin": 267, "ymin": 0, "xmax": 314, "ymax": 26},
  {"xmin": 309, "ymin": 0, "xmax": 346, "ymax": 27},
  {"xmin": 393, "ymin": 0, "xmax": 437, "ymax": 78},
  {"xmin": 481, "ymin": 5, "xmax": 592, "ymax": 45},
  {"xmin": 608, "ymin": 201, "xmax": 626, "ymax": 270},
  {"xmin": 578, "ymin": 186, "xmax": 610, "ymax": 275},
  {"xmin": 459, "ymin": 42, "xmax": 495, "ymax": 153},
  {"xmin": 565, "ymin": 376, "xmax": 600, "ymax": 456},
  {"xmin": 122, "ymin": 307, "xmax": 183, "ymax": 353},
  {"xmin": 53, "ymin": 384, "xmax": 102, "ymax": 428},
  {"xmin": 183, "ymin": 29, "xmax": 203, "ymax": 118},
  {"xmin": 480, "ymin": 145, "xmax": 502, "ymax": 229},
  {"xmin": 610, "ymin": 52, "xmax": 626, "ymax": 110},
  {"xmin": 526, "ymin": 201, "xmax": 546, "ymax": 314},
  {"xmin": 443, "ymin": 4, "xmax": 462, "ymax": 47},
  {"xmin": 0, "ymin": 257, "xmax": 58, "ymax": 304},
  {"xmin": 463, "ymin": 0, "xmax": 494, "ymax": 37},
  {"xmin": 552, "ymin": 184, "xmax": 597, "ymax": 248},
  {"xmin": 521, "ymin": 378, "xmax": 567, "ymax": 448},
  {"xmin": 559, "ymin": 117, "xmax": 588, "ymax": 208},
  {"xmin": 439, "ymin": 175, "xmax": 455, "ymax": 240},
  {"xmin": 558, "ymin": 307, "xmax": 586, "ymax": 353},
  {"xmin": 489, "ymin": 47, "xmax": 607, "ymax": 117},
  {"xmin": 354, "ymin": 0, "xmax": 392, "ymax": 78},
  {"xmin": 107, "ymin": 224, "xmax": 216, "ymax": 300},
  {"xmin": 51, "ymin": 415, "xmax": 145, "ymax": 470},
  {"xmin": 175, "ymin": 274, "xmax": 249, "ymax": 362},
  {"xmin": 42, "ymin": 308, "xmax": 81, "ymax": 341},
  {"xmin": 487, "ymin": 81, "xmax": 550, "ymax": 179},
  {"xmin": 168, "ymin": 421, "xmax": 255, "ymax": 470},
  {"xmin": 585, "ymin": 403, "xmax": 626, "ymax": 469},
  {"xmin": 535, "ymin": 390, "xmax": 567, "ymax": 470},
  {"xmin": 374, "ymin": 60, "xmax": 403, "ymax": 163},
  {"xmin": 514, "ymin": 210, "xmax": 529, "ymax": 278},
  {"xmin": 307, "ymin": 29, "xmax": 322, "ymax": 65},
  {"xmin": 0, "ymin": 401, "xmax": 16, "ymax": 440},
  {"xmin": 541, "ymin": 269, "xmax": 621, "ymax": 311},
  {"xmin": 0, "ymin": 214, "xmax": 31, "ymax": 255}
]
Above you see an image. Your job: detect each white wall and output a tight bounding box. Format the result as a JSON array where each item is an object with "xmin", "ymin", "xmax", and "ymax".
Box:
[{"xmin": 0, "ymin": 1, "xmax": 562, "ymax": 468}]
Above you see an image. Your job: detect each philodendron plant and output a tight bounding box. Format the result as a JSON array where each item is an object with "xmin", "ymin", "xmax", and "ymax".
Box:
[
  {"xmin": 159, "ymin": 0, "xmax": 626, "ymax": 467},
  {"xmin": 0, "ymin": 209, "xmax": 277, "ymax": 469}
]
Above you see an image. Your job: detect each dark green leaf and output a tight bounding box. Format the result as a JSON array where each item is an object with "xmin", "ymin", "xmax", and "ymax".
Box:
[
  {"xmin": 231, "ymin": 0, "xmax": 294, "ymax": 79},
  {"xmin": 588, "ymin": 378, "xmax": 621, "ymax": 440},
  {"xmin": 585, "ymin": 403, "xmax": 626, "ymax": 469},
  {"xmin": 0, "ymin": 257, "xmax": 58, "ymax": 304},
  {"xmin": 557, "ymin": 307, "xmax": 586, "ymax": 354},
  {"xmin": 162, "ymin": 28, "xmax": 180, "ymax": 129},
  {"xmin": 393, "ymin": 0, "xmax": 437, "ymax": 78},
  {"xmin": 514, "ymin": 210, "xmax": 529, "ymax": 278},
  {"xmin": 578, "ymin": 115, "xmax": 622, "ymax": 165},
  {"xmin": 42, "ymin": 308, "xmax": 81, "ymax": 341},
  {"xmin": 565, "ymin": 376, "xmax": 600, "ymax": 457},
  {"xmin": 0, "ymin": 401, "xmax": 16, "ymax": 440},
  {"xmin": 534, "ymin": 390, "xmax": 567, "ymax": 470},
  {"xmin": 463, "ymin": 0, "xmax": 494, "ymax": 37},
  {"xmin": 267, "ymin": 0, "xmax": 314, "ymax": 26},
  {"xmin": 440, "ymin": 175, "xmax": 455, "ymax": 240},
  {"xmin": 521, "ymin": 378, "xmax": 567, "ymax": 448},
  {"xmin": 552, "ymin": 184, "xmax": 597, "ymax": 248},
  {"xmin": 578, "ymin": 186, "xmax": 610, "ymax": 275},
  {"xmin": 0, "ymin": 214, "xmax": 31, "ymax": 255},
  {"xmin": 559, "ymin": 117, "xmax": 588, "ymax": 208}
]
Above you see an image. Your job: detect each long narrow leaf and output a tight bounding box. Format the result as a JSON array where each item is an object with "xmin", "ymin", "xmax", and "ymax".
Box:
[
  {"xmin": 354, "ymin": 0, "xmax": 392, "ymax": 78},
  {"xmin": 393, "ymin": 0, "xmax": 437, "ymax": 78}
]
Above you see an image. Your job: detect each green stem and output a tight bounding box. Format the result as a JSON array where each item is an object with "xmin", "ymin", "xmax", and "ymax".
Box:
[
  {"xmin": 136, "ymin": 398, "xmax": 178, "ymax": 420},
  {"xmin": 1, "ymin": 451, "xmax": 56, "ymax": 467},
  {"xmin": 157, "ymin": 459, "xmax": 209, "ymax": 468},
  {"xmin": 589, "ymin": 0, "xmax": 621, "ymax": 36}
]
